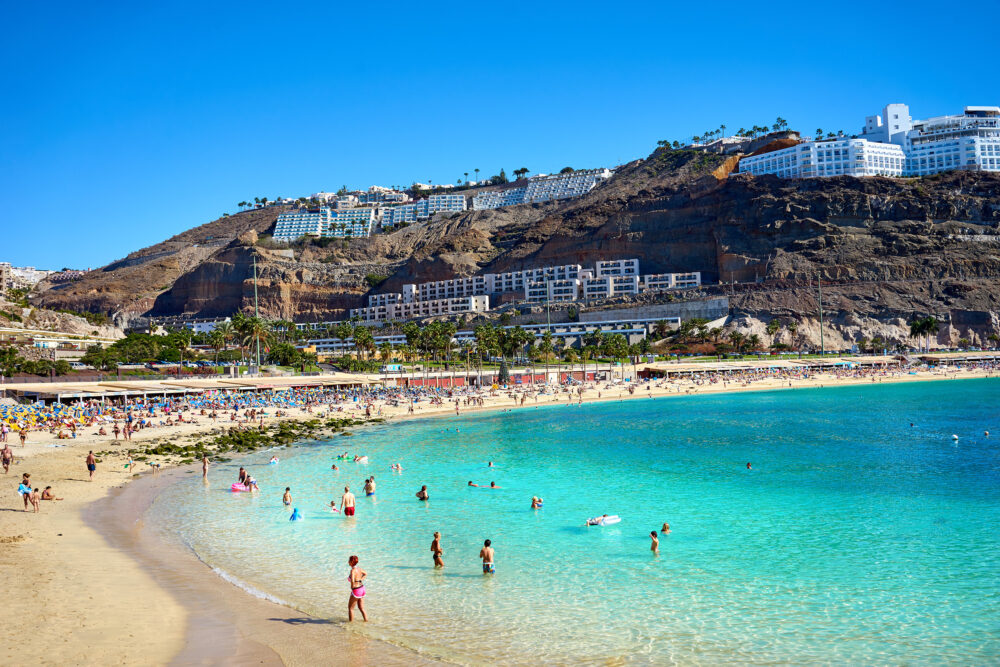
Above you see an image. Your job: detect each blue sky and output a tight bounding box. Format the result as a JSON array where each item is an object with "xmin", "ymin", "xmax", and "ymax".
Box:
[{"xmin": 2, "ymin": 1, "xmax": 998, "ymax": 269}]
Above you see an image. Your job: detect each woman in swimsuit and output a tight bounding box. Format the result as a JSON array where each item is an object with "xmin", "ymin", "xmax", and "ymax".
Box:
[
  {"xmin": 347, "ymin": 555, "xmax": 368, "ymax": 622},
  {"xmin": 431, "ymin": 532, "xmax": 444, "ymax": 568}
]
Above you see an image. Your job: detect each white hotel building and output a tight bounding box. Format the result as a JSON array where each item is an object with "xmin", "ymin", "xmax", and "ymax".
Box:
[
  {"xmin": 740, "ymin": 103, "xmax": 1000, "ymax": 180},
  {"xmin": 272, "ymin": 207, "xmax": 376, "ymax": 241},
  {"xmin": 472, "ymin": 169, "xmax": 613, "ymax": 210},
  {"xmin": 739, "ymin": 138, "xmax": 906, "ymax": 178}
]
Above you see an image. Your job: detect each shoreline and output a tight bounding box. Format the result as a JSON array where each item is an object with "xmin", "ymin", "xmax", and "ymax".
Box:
[{"xmin": 2, "ymin": 367, "xmax": 996, "ymax": 665}]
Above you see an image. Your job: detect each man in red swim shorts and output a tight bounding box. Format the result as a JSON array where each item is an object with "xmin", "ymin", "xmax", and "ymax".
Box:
[{"xmin": 340, "ymin": 486, "xmax": 356, "ymax": 516}]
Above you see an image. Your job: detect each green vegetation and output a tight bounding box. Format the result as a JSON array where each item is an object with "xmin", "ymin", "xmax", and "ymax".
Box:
[
  {"xmin": 364, "ymin": 273, "xmax": 389, "ymax": 289},
  {"xmin": 0, "ymin": 346, "xmax": 72, "ymax": 377}
]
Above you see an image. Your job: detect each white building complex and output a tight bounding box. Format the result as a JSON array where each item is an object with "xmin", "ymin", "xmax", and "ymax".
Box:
[
  {"xmin": 352, "ymin": 258, "xmax": 701, "ymax": 323},
  {"xmin": 739, "ymin": 138, "xmax": 906, "ymax": 178},
  {"xmin": 740, "ymin": 103, "xmax": 1000, "ymax": 179},
  {"xmin": 382, "ymin": 194, "xmax": 467, "ymax": 228},
  {"xmin": 472, "ymin": 169, "xmax": 613, "ymax": 210},
  {"xmin": 272, "ymin": 207, "xmax": 377, "ymax": 242}
]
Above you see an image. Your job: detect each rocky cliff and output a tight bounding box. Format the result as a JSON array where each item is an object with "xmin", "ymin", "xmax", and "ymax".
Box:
[{"xmin": 30, "ymin": 148, "xmax": 1000, "ymax": 345}]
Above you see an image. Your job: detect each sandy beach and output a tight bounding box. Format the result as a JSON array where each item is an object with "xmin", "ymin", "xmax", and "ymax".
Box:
[{"xmin": 1, "ymin": 364, "xmax": 995, "ymax": 665}]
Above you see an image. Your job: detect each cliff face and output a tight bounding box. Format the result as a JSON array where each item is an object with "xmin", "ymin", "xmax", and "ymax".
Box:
[{"xmin": 30, "ymin": 148, "xmax": 1000, "ymax": 343}]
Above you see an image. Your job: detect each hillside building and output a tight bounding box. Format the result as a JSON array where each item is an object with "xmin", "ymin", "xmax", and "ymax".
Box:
[
  {"xmin": 739, "ymin": 138, "xmax": 906, "ymax": 178},
  {"xmin": 381, "ymin": 194, "xmax": 467, "ymax": 228},
  {"xmin": 742, "ymin": 103, "xmax": 1000, "ymax": 180},
  {"xmin": 350, "ymin": 295, "xmax": 489, "ymax": 324},
  {"xmin": 472, "ymin": 169, "xmax": 613, "ymax": 210},
  {"xmin": 272, "ymin": 207, "xmax": 376, "ymax": 241}
]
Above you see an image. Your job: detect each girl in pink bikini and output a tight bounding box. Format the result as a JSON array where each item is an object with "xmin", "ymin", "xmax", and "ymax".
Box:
[{"xmin": 347, "ymin": 555, "xmax": 368, "ymax": 622}]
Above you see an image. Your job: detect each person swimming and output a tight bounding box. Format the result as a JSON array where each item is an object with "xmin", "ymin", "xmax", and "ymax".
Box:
[
  {"xmin": 661, "ymin": 522, "xmax": 670, "ymax": 534},
  {"xmin": 289, "ymin": 508, "xmax": 302, "ymax": 521},
  {"xmin": 468, "ymin": 481, "xmax": 479, "ymax": 487},
  {"xmin": 531, "ymin": 496, "xmax": 543, "ymax": 509},
  {"xmin": 489, "ymin": 481, "xmax": 501, "ymax": 489}
]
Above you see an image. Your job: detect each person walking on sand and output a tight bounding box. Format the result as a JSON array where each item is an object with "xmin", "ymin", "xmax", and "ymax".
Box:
[
  {"xmin": 431, "ymin": 531, "xmax": 444, "ymax": 568},
  {"xmin": 341, "ymin": 486, "xmax": 356, "ymax": 516},
  {"xmin": 28, "ymin": 486, "xmax": 41, "ymax": 513},
  {"xmin": 19, "ymin": 428, "xmax": 27, "ymax": 447},
  {"xmin": 86, "ymin": 451, "xmax": 96, "ymax": 481},
  {"xmin": 650, "ymin": 531, "xmax": 660, "ymax": 555},
  {"xmin": 347, "ymin": 555, "xmax": 368, "ymax": 622},
  {"xmin": 2, "ymin": 443, "xmax": 13, "ymax": 474},
  {"xmin": 480, "ymin": 539, "xmax": 495, "ymax": 574}
]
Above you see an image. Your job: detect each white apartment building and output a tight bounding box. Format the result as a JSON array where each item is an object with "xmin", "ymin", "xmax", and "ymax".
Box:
[
  {"xmin": 594, "ymin": 259, "xmax": 640, "ymax": 277},
  {"xmin": 739, "ymin": 138, "xmax": 906, "ymax": 178},
  {"xmin": 0, "ymin": 262, "xmax": 11, "ymax": 291},
  {"xmin": 368, "ymin": 293, "xmax": 403, "ymax": 308},
  {"xmin": 641, "ymin": 272, "xmax": 702, "ymax": 291},
  {"xmin": 472, "ymin": 168, "xmax": 613, "ymax": 210},
  {"xmin": 350, "ymin": 295, "xmax": 489, "ymax": 325},
  {"xmin": 382, "ymin": 194, "xmax": 467, "ymax": 228},
  {"xmin": 524, "ymin": 278, "xmax": 583, "ymax": 303},
  {"xmin": 404, "ymin": 275, "xmax": 488, "ymax": 303},
  {"xmin": 273, "ymin": 207, "xmax": 376, "ymax": 242},
  {"xmin": 471, "ymin": 187, "xmax": 527, "ymax": 210},
  {"xmin": 486, "ymin": 264, "xmax": 586, "ymax": 295},
  {"xmin": 582, "ymin": 275, "xmax": 640, "ymax": 300}
]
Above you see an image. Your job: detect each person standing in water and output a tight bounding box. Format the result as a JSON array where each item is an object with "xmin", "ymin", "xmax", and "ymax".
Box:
[
  {"xmin": 341, "ymin": 486, "xmax": 356, "ymax": 516},
  {"xmin": 283, "ymin": 487, "xmax": 292, "ymax": 506},
  {"xmin": 416, "ymin": 485, "xmax": 429, "ymax": 501},
  {"xmin": 650, "ymin": 531, "xmax": 660, "ymax": 555},
  {"xmin": 202, "ymin": 455, "xmax": 209, "ymax": 479},
  {"xmin": 364, "ymin": 477, "xmax": 376, "ymax": 496},
  {"xmin": 347, "ymin": 555, "xmax": 368, "ymax": 622},
  {"xmin": 431, "ymin": 531, "xmax": 444, "ymax": 568},
  {"xmin": 480, "ymin": 539, "xmax": 495, "ymax": 574}
]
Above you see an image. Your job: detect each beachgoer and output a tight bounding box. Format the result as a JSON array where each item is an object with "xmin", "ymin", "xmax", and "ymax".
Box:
[
  {"xmin": 41, "ymin": 486, "xmax": 63, "ymax": 501},
  {"xmin": 489, "ymin": 481, "xmax": 501, "ymax": 489},
  {"xmin": 331, "ymin": 463, "xmax": 339, "ymax": 471},
  {"xmin": 341, "ymin": 486, "xmax": 356, "ymax": 516},
  {"xmin": 283, "ymin": 487, "xmax": 292, "ymax": 506},
  {"xmin": 364, "ymin": 477, "xmax": 376, "ymax": 496},
  {"xmin": 202, "ymin": 455, "xmax": 209, "ymax": 479},
  {"xmin": 746, "ymin": 462, "xmax": 751, "ymax": 470},
  {"xmin": 480, "ymin": 539, "xmax": 495, "ymax": 574},
  {"xmin": 238, "ymin": 467, "xmax": 247, "ymax": 484},
  {"xmin": 587, "ymin": 514, "xmax": 609, "ymax": 526},
  {"xmin": 650, "ymin": 531, "xmax": 659, "ymax": 554},
  {"xmin": 431, "ymin": 531, "xmax": 444, "ymax": 568},
  {"xmin": 416, "ymin": 485, "xmax": 429, "ymax": 501},
  {"xmin": 488, "ymin": 461, "xmax": 494, "ymax": 467},
  {"xmin": 86, "ymin": 451, "xmax": 96, "ymax": 481},
  {"xmin": 347, "ymin": 555, "xmax": 368, "ymax": 622},
  {"xmin": 20, "ymin": 428, "xmax": 27, "ymax": 447},
  {"xmin": 661, "ymin": 522, "xmax": 670, "ymax": 534},
  {"xmin": 1, "ymin": 444, "xmax": 13, "ymax": 474},
  {"xmin": 531, "ymin": 496, "xmax": 543, "ymax": 509},
  {"xmin": 29, "ymin": 487, "xmax": 41, "ymax": 513}
]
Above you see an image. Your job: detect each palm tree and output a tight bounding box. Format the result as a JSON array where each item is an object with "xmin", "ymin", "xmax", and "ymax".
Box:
[
  {"xmin": 474, "ymin": 168, "xmax": 480, "ymax": 185},
  {"xmin": 241, "ymin": 317, "xmax": 272, "ymax": 366},
  {"xmin": 208, "ymin": 330, "xmax": 225, "ymax": 363},
  {"xmin": 464, "ymin": 172, "xmax": 469, "ymax": 186}
]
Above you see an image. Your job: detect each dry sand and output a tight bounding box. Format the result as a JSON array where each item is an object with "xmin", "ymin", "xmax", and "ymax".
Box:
[{"xmin": 0, "ymin": 365, "xmax": 994, "ymax": 665}]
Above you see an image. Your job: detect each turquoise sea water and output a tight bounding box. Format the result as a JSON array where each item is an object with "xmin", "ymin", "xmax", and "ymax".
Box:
[{"xmin": 147, "ymin": 380, "xmax": 1000, "ymax": 664}]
